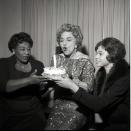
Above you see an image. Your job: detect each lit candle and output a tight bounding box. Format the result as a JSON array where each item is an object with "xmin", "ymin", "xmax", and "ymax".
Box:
[{"xmin": 53, "ymin": 54, "xmax": 56, "ymax": 68}]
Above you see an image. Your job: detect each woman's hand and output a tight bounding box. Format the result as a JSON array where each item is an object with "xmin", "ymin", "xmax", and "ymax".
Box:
[
  {"xmin": 6, "ymin": 69, "xmax": 47, "ymax": 92},
  {"xmin": 29, "ymin": 69, "xmax": 47, "ymax": 85},
  {"xmin": 72, "ymin": 78, "xmax": 89, "ymax": 91},
  {"xmin": 53, "ymin": 76, "xmax": 79, "ymax": 93}
]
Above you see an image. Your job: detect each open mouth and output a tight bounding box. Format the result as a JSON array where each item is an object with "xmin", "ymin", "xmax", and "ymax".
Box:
[
  {"xmin": 62, "ymin": 47, "xmax": 67, "ymax": 52},
  {"xmin": 23, "ymin": 56, "xmax": 29, "ymax": 60}
]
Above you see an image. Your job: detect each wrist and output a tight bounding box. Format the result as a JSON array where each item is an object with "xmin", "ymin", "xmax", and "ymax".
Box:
[
  {"xmin": 28, "ymin": 76, "xmax": 34, "ymax": 85},
  {"xmin": 71, "ymin": 83, "xmax": 79, "ymax": 93}
]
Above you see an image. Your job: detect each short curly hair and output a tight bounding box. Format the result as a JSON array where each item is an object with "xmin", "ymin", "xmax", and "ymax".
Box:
[
  {"xmin": 8, "ymin": 32, "xmax": 33, "ymax": 52},
  {"xmin": 56, "ymin": 24, "xmax": 83, "ymax": 50},
  {"xmin": 95, "ymin": 37, "xmax": 126, "ymax": 63}
]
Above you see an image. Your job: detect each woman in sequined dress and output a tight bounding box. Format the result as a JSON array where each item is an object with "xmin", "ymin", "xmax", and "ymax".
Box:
[{"xmin": 44, "ymin": 24, "xmax": 95, "ymax": 130}]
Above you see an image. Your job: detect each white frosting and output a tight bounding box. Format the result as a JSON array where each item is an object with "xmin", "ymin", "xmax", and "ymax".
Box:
[{"xmin": 43, "ymin": 67, "xmax": 66, "ymax": 75}]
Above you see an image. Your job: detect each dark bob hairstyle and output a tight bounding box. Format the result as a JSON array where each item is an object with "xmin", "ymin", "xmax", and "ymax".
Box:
[
  {"xmin": 8, "ymin": 32, "xmax": 33, "ymax": 52},
  {"xmin": 95, "ymin": 37, "xmax": 126, "ymax": 63}
]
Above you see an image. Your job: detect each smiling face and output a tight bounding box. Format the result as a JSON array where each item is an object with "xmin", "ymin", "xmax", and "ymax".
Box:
[
  {"xmin": 59, "ymin": 31, "xmax": 77, "ymax": 57},
  {"xmin": 13, "ymin": 42, "xmax": 31, "ymax": 64},
  {"xmin": 95, "ymin": 46, "xmax": 110, "ymax": 68}
]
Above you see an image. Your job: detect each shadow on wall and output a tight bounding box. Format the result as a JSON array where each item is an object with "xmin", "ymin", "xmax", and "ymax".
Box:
[{"xmin": 81, "ymin": 45, "xmax": 89, "ymax": 56}]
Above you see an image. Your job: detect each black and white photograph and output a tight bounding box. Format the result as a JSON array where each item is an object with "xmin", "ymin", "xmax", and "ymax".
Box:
[{"xmin": 0, "ymin": 0, "xmax": 130, "ymax": 130}]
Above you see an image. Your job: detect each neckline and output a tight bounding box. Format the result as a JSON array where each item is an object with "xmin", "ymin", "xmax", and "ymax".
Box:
[
  {"xmin": 59, "ymin": 52, "xmax": 89, "ymax": 60},
  {"xmin": 14, "ymin": 61, "xmax": 33, "ymax": 73}
]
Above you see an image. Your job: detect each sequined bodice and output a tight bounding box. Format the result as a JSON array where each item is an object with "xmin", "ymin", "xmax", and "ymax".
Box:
[{"xmin": 56, "ymin": 54, "xmax": 94, "ymax": 90}]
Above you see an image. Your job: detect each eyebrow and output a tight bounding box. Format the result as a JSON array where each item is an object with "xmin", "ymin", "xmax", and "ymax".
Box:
[
  {"xmin": 18, "ymin": 47, "xmax": 31, "ymax": 49},
  {"xmin": 97, "ymin": 50, "xmax": 104, "ymax": 53},
  {"xmin": 61, "ymin": 36, "xmax": 74, "ymax": 39}
]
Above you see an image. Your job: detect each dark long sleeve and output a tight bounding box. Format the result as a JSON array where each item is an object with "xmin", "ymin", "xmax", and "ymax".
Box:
[
  {"xmin": 72, "ymin": 74, "xmax": 129, "ymax": 113},
  {"xmin": 0, "ymin": 58, "xmax": 9, "ymax": 92},
  {"xmin": 0, "ymin": 56, "xmax": 44, "ymax": 93}
]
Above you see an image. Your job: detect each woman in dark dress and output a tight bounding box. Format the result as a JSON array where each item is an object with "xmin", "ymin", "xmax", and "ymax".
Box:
[
  {"xmin": 0, "ymin": 32, "xmax": 46, "ymax": 130},
  {"xmin": 52, "ymin": 37, "xmax": 130, "ymax": 131}
]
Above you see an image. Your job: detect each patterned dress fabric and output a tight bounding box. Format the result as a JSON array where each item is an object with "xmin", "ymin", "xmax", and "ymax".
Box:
[{"xmin": 46, "ymin": 54, "xmax": 94, "ymax": 130}]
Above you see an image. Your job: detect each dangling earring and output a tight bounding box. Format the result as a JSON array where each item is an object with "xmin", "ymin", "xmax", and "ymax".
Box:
[
  {"xmin": 12, "ymin": 51, "xmax": 15, "ymax": 55},
  {"xmin": 75, "ymin": 45, "xmax": 77, "ymax": 51}
]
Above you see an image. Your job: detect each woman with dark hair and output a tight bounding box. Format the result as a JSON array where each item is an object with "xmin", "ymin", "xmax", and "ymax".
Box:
[
  {"xmin": 0, "ymin": 32, "xmax": 47, "ymax": 130},
  {"xmin": 51, "ymin": 37, "xmax": 130, "ymax": 130},
  {"xmin": 44, "ymin": 24, "xmax": 95, "ymax": 130}
]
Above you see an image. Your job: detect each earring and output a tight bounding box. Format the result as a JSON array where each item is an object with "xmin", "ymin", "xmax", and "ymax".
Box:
[
  {"xmin": 12, "ymin": 51, "xmax": 15, "ymax": 54},
  {"xmin": 75, "ymin": 45, "xmax": 77, "ymax": 49}
]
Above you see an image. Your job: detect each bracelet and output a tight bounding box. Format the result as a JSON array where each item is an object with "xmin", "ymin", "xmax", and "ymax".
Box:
[{"xmin": 76, "ymin": 80, "xmax": 80, "ymax": 87}]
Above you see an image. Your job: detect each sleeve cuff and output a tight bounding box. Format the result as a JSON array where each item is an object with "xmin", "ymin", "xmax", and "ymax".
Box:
[
  {"xmin": 0, "ymin": 80, "xmax": 8, "ymax": 92},
  {"xmin": 72, "ymin": 87, "xmax": 85, "ymax": 101}
]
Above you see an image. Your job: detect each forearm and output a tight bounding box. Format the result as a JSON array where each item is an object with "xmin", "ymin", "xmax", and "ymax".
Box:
[
  {"xmin": 6, "ymin": 77, "xmax": 32, "ymax": 92},
  {"xmin": 73, "ymin": 79, "xmax": 92, "ymax": 92},
  {"xmin": 72, "ymin": 86, "xmax": 128, "ymax": 113}
]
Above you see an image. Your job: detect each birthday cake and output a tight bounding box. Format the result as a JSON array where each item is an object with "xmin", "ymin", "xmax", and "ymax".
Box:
[{"xmin": 42, "ymin": 67, "xmax": 67, "ymax": 78}]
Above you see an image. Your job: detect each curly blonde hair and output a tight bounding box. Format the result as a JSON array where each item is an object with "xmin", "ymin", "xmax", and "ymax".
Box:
[{"xmin": 56, "ymin": 24, "xmax": 83, "ymax": 50}]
